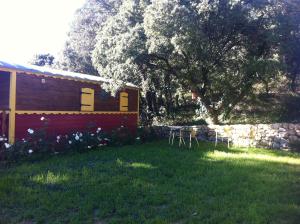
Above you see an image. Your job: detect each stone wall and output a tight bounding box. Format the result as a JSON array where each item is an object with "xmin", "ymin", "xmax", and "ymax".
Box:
[{"xmin": 154, "ymin": 123, "xmax": 300, "ymax": 150}]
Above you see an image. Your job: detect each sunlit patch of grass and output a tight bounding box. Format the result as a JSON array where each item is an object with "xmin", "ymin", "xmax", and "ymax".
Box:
[
  {"xmin": 207, "ymin": 150, "xmax": 300, "ymax": 165},
  {"xmin": 129, "ymin": 162, "xmax": 156, "ymax": 169},
  {"xmin": 31, "ymin": 171, "xmax": 69, "ymax": 184},
  {"xmin": 116, "ymin": 158, "xmax": 156, "ymax": 169}
]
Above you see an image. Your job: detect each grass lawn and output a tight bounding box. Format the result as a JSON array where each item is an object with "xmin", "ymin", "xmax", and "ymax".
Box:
[{"xmin": 0, "ymin": 140, "xmax": 299, "ymax": 224}]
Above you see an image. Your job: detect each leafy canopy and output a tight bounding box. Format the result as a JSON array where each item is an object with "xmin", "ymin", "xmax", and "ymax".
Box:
[
  {"xmin": 93, "ymin": 0, "xmax": 282, "ymax": 123},
  {"xmin": 59, "ymin": 0, "xmax": 122, "ymax": 75}
]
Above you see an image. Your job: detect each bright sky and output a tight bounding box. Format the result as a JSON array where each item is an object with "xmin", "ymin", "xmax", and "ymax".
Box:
[{"xmin": 0, "ymin": 0, "xmax": 85, "ymax": 63}]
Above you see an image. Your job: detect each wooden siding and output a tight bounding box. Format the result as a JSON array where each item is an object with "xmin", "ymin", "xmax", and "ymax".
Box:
[
  {"xmin": 0, "ymin": 71, "xmax": 10, "ymax": 110},
  {"xmin": 127, "ymin": 88, "xmax": 138, "ymax": 112},
  {"xmin": 15, "ymin": 73, "xmax": 138, "ymax": 112}
]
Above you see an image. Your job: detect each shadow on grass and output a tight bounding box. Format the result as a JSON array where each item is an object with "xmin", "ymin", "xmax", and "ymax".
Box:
[{"xmin": 0, "ymin": 140, "xmax": 299, "ymax": 224}]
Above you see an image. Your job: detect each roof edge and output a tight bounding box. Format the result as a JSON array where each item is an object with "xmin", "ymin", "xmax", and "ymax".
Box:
[{"xmin": 0, "ymin": 60, "xmax": 138, "ymax": 89}]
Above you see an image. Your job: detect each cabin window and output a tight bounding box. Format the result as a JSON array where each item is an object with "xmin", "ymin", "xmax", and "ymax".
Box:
[
  {"xmin": 119, "ymin": 92, "xmax": 128, "ymax": 111},
  {"xmin": 81, "ymin": 88, "xmax": 94, "ymax": 111}
]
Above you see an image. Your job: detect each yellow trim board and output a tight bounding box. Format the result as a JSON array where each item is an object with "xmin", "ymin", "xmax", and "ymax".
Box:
[
  {"xmin": 8, "ymin": 71, "xmax": 17, "ymax": 144},
  {"xmin": 15, "ymin": 110, "xmax": 138, "ymax": 115}
]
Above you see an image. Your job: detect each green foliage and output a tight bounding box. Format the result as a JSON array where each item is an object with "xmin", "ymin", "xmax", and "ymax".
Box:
[
  {"xmin": 30, "ymin": 53, "xmax": 55, "ymax": 67},
  {"xmin": 277, "ymin": 0, "xmax": 300, "ymax": 92},
  {"xmin": 173, "ymin": 119, "xmax": 207, "ymax": 126},
  {"xmin": 93, "ymin": 0, "xmax": 185, "ymax": 122},
  {"xmin": 228, "ymin": 93, "xmax": 300, "ymax": 124},
  {"xmin": 109, "ymin": 126, "xmax": 135, "ymax": 146},
  {"xmin": 92, "ymin": 0, "xmax": 285, "ymax": 124},
  {"xmin": 56, "ymin": 0, "xmax": 299, "ymax": 124},
  {"xmin": 137, "ymin": 126, "xmax": 157, "ymax": 143},
  {"xmin": 59, "ymin": 0, "xmax": 122, "ymax": 74},
  {"xmin": 289, "ymin": 140, "xmax": 300, "ymax": 152},
  {"xmin": 0, "ymin": 141, "xmax": 299, "ymax": 223}
]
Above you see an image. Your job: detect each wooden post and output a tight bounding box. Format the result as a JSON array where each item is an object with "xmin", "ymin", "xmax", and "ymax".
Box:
[{"xmin": 8, "ymin": 71, "xmax": 16, "ymax": 144}]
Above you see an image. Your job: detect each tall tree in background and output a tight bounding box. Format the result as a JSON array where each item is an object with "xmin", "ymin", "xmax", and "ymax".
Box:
[
  {"xmin": 93, "ymin": 0, "xmax": 181, "ymax": 122},
  {"xmin": 277, "ymin": 0, "xmax": 300, "ymax": 92},
  {"xmin": 59, "ymin": 0, "xmax": 122, "ymax": 74},
  {"xmin": 93, "ymin": 0, "xmax": 281, "ymax": 124},
  {"xmin": 30, "ymin": 53, "xmax": 55, "ymax": 67}
]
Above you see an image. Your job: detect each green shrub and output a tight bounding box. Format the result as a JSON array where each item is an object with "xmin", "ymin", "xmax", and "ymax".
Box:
[
  {"xmin": 137, "ymin": 126, "xmax": 158, "ymax": 143},
  {"xmin": 289, "ymin": 140, "xmax": 300, "ymax": 152},
  {"xmin": 110, "ymin": 126, "xmax": 135, "ymax": 146},
  {"xmin": 173, "ymin": 119, "xmax": 207, "ymax": 126}
]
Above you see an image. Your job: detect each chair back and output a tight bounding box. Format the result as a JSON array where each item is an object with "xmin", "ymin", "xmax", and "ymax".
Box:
[
  {"xmin": 191, "ymin": 128, "xmax": 197, "ymax": 138},
  {"xmin": 224, "ymin": 126, "xmax": 232, "ymax": 137}
]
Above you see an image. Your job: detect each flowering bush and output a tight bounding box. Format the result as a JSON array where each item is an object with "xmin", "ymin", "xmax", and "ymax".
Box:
[
  {"xmin": 0, "ymin": 113, "xmax": 164, "ymax": 164},
  {"xmin": 0, "ymin": 127, "xmax": 112, "ymax": 163},
  {"xmin": 0, "ymin": 116, "xmax": 140, "ymax": 163}
]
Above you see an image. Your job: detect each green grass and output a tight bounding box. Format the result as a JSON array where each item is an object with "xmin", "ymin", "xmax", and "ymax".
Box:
[{"xmin": 0, "ymin": 141, "xmax": 299, "ymax": 224}]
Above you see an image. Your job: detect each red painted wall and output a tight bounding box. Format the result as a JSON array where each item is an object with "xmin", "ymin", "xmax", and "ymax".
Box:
[{"xmin": 15, "ymin": 113, "xmax": 137, "ymax": 140}]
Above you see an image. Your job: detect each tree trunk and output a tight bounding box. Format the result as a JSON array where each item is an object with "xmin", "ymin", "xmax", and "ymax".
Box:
[
  {"xmin": 210, "ymin": 110, "xmax": 220, "ymax": 124},
  {"xmin": 196, "ymin": 89, "xmax": 221, "ymax": 124}
]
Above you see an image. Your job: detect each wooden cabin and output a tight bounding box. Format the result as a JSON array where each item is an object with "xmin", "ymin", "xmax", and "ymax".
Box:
[{"xmin": 0, "ymin": 61, "xmax": 139, "ymax": 144}]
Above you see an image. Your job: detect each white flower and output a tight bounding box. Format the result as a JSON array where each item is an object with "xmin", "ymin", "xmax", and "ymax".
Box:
[
  {"xmin": 40, "ymin": 117, "xmax": 45, "ymax": 121},
  {"xmin": 0, "ymin": 137, "xmax": 3, "ymax": 141},
  {"xmin": 121, "ymin": 125, "xmax": 124, "ymax": 128},
  {"xmin": 79, "ymin": 133, "xmax": 83, "ymax": 137},
  {"xmin": 4, "ymin": 143, "xmax": 11, "ymax": 148},
  {"xmin": 136, "ymin": 137, "xmax": 140, "ymax": 140},
  {"xmin": 90, "ymin": 133, "xmax": 94, "ymax": 136},
  {"xmin": 27, "ymin": 128, "xmax": 34, "ymax": 134},
  {"xmin": 96, "ymin": 127, "xmax": 101, "ymax": 133},
  {"xmin": 56, "ymin": 136, "xmax": 61, "ymax": 140},
  {"xmin": 104, "ymin": 138, "xmax": 109, "ymax": 141},
  {"xmin": 28, "ymin": 149, "xmax": 33, "ymax": 154},
  {"xmin": 87, "ymin": 146, "xmax": 91, "ymax": 149},
  {"xmin": 68, "ymin": 140, "xmax": 72, "ymax": 144},
  {"xmin": 75, "ymin": 135, "xmax": 80, "ymax": 141}
]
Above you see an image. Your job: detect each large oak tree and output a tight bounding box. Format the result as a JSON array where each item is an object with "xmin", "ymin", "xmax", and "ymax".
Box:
[{"xmin": 93, "ymin": 0, "xmax": 285, "ymax": 123}]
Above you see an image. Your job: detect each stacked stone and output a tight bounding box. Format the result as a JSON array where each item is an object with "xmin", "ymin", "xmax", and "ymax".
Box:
[{"xmin": 153, "ymin": 123, "xmax": 300, "ymax": 150}]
